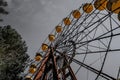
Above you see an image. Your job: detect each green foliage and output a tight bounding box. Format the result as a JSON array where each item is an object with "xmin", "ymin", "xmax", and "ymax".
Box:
[{"xmin": 0, "ymin": 25, "xmax": 29, "ymax": 80}]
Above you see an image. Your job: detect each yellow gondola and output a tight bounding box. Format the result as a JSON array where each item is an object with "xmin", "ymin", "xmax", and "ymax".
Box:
[
  {"xmin": 55, "ymin": 26, "xmax": 62, "ymax": 33},
  {"xmin": 94, "ymin": 0, "xmax": 107, "ymax": 11},
  {"xmin": 29, "ymin": 64, "xmax": 37, "ymax": 74},
  {"xmin": 48, "ymin": 34, "xmax": 55, "ymax": 42},
  {"xmin": 72, "ymin": 10, "xmax": 81, "ymax": 19},
  {"xmin": 41, "ymin": 43, "xmax": 48, "ymax": 51},
  {"xmin": 107, "ymin": 0, "xmax": 120, "ymax": 14},
  {"xmin": 25, "ymin": 76, "xmax": 32, "ymax": 80},
  {"xmin": 35, "ymin": 53, "xmax": 42, "ymax": 61},
  {"xmin": 111, "ymin": 0, "xmax": 120, "ymax": 14},
  {"xmin": 63, "ymin": 17, "xmax": 71, "ymax": 25},
  {"xmin": 83, "ymin": 3, "xmax": 93, "ymax": 13}
]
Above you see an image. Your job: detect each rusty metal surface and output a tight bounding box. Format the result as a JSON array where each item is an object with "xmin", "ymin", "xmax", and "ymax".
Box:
[{"xmin": 34, "ymin": 50, "xmax": 50, "ymax": 80}]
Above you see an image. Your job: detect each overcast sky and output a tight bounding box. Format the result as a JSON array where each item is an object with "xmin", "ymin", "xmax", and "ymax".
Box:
[
  {"xmin": 1, "ymin": 0, "xmax": 90, "ymax": 58},
  {"xmin": 1, "ymin": 0, "xmax": 120, "ymax": 79}
]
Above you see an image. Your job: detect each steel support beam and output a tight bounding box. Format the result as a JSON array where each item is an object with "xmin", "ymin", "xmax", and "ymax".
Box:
[
  {"xmin": 34, "ymin": 50, "xmax": 50, "ymax": 80},
  {"xmin": 51, "ymin": 48, "xmax": 60, "ymax": 80},
  {"xmin": 64, "ymin": 55, "xmax": 77, "ymax": 80},
  {"xmin": 72, "ymin": 58, "xmax": 116, "ymax": 80}
]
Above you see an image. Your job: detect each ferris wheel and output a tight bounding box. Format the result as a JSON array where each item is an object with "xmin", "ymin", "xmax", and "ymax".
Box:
[{"xmin": 24, "ymin": 0, "xmax": 120, "ymax": 80}]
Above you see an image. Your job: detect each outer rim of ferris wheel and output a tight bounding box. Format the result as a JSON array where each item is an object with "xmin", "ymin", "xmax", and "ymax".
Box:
[{"xmin": 24, "ymin": 0, "xmax": 120, "ymax": 80}]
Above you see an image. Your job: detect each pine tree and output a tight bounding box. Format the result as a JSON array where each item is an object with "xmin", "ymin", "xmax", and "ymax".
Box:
[
  {"xmin": 0, "ymin": 1, "xmax": 29, "ymax": 79},
  {"xmin": 0, "ymin": 25, "xmax": 29, "ymax": 80}
]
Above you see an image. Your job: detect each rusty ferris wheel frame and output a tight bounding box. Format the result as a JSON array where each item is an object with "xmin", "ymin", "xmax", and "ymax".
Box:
[{"xmin": 25, "ymin": 0, "xmax": 120, "ymax": 80}]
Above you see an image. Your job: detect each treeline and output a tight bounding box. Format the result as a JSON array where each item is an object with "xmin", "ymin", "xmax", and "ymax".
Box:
[{"xmin": 0, "ymin": 0, "xmax": 29, "ymax": 80}]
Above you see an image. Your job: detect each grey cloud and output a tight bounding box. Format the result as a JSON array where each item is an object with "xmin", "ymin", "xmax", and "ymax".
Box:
[{"xmin": 3, "ymin": 0, "xmax": 84, "ymax": 58}]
